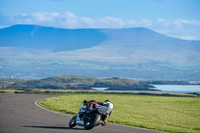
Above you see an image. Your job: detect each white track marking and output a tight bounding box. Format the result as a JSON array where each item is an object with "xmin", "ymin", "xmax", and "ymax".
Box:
[{"xmin": 34, "ymin": 100, "xmax": 72, "ymax": 117}]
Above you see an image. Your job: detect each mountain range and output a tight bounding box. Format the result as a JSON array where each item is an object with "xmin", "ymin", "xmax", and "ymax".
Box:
[{"xmin": 0, "ymin": 24, "xmax": 200, "ymax": 80}]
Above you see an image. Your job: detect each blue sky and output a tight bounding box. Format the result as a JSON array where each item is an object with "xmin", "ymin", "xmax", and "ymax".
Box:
[{"xmin": 0, "ymin": 0, "xmax": 200, "ymax": 40}]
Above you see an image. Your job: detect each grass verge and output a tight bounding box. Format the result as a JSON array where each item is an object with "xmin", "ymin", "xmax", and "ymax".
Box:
[
  {"xmin": 0, "ymin": 89, "xmax": 24, "ymax": 94},
  {"xmin": 13, "ymin": 89, "xmax": 200, "ymax": 97},
  {"xmin": 39, "ymin": 94, "xmax": 200, "ymax": 133}
]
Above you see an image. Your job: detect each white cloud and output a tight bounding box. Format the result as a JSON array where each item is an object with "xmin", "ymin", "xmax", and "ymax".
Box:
[
  {"xmin": 32, "ymin": 12, "xmax": 59, "ymax": 22},
  {"xmin": 157, "ymin": 18, "xmax": 165, "ymax": 23},
  {"xmin": 63, "ymin": 11, "xmax": 78, "ymax": 27},
  {"xmin": 128, "ymin": 19, "xmax": 152, "ymax": 27},
  {"xmin": 7, "ymin": 12, "xmax": 127, "ymax": 29},
  {"xmin": 100, "ymin": 17, "xmax": 125, "ymax": 26},
  {"xmin": 20, "ymin": 13, "xmax": 28, "ymax": 17},
  {"xmin": 176, "ymin": 19, "xmax": 200, "ymax": 25},
  {"xmin": 173, "ymin": 19, "xmax": 200, "ymax": 28},
  {"xmin": 179, "ymin": 36, "xmax": 197, "ymax": 40},
  {"xmin": 65, "ymin": 11, "xmax": 76, "ymax": 18},
  {"xmin": 141, "ymin": 19, "xmax": 152, "ymax": 27},
  {"xmin": 79, "ymin": 17, "xmax": 95, "ymax": 28}
]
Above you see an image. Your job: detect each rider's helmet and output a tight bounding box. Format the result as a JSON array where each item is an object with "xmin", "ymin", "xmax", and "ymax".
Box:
[{"xmin": 104, "ymin": 100, "xmax": 110, "ymax": 103}]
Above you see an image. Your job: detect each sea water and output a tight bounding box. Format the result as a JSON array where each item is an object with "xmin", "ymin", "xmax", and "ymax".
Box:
[
  {"xmin": 153, "ymin": 85, "xmax": 200, "ymax": 93},
  {"xmin": 92, "ymin": 85, "xmax": 200, "ymax": 93}
]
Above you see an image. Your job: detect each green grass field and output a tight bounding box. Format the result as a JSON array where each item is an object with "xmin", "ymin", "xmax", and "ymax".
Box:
[{"xmin": 39, "ymin": 94, "xmax": 200, "ymax": 133}]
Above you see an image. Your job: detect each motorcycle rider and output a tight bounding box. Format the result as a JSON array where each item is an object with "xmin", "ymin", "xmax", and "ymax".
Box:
[
  {"xmin": 97, "ymin": 100, "xmax": 113, "ymax": 126},
  {"xmin": 78, "ymin": 99, "xmax": 113, "ymax": 126}
]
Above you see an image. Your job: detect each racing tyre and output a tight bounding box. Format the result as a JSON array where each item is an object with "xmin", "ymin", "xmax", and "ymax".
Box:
[
  {"xmin": 84, "ymin": 113, "xmax": 101, "ymax": 130},
  {"xmin": 69, "ymin": 116, "xmax": 76, "ymax": 128}
]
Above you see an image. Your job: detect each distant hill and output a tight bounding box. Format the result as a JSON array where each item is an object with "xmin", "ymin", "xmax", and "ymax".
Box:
[
  {"xmin": 1, "ymin": 75, "xmax": 157, "ymax": 91},
  {"xmin": 0, "ymin": 24, "xmax": 200, "ymax": 80},
  {"xmin": 58, "ymin": 27, "xmax": 200, "ymax": 65},
  {"xmin": 0, "ymin": 24, "xmax": 106, "ymax": 52}
]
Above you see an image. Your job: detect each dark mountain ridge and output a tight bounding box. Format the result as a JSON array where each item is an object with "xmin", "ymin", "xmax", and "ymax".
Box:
[
  {"xmin": 1, "ymin": 24, "xmax": 199, "ymax": 53},
  {"xmin": 0, "ymin": 24, "xmax": 106, "ymax": 52}
]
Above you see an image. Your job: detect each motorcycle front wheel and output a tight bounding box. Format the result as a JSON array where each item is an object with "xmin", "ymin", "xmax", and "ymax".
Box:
[{"xmin": 69, "ymin": 116, "xmax": 76, "ymax": 128}]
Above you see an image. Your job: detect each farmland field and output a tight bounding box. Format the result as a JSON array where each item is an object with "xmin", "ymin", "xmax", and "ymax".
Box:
[{"xmin": 39, "ymin": 94, "xmax": 200, "ymax": 133}]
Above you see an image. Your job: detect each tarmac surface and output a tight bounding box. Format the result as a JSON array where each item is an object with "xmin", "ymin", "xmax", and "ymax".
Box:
[{"xmin": 0, "ymin": 94, "xmax": 163, "ymax": 133}]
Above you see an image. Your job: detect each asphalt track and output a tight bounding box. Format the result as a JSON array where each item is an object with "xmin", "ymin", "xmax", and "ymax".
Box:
[{"xmin": 0, "ymin": 94, "xmax": 163, "ymax": 133}]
